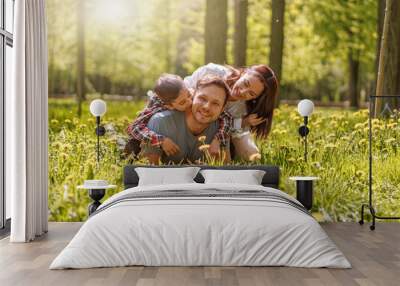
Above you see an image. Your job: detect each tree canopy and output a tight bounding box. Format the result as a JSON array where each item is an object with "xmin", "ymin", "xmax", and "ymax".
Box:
[{"xmin": 47, "ymin": 0, "xmax": 379, "ymax": 106}]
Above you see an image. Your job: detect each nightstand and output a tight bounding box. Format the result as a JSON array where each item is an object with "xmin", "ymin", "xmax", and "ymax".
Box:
[
  {"xmin": 289, "ymin": 176, "xmax": 319, "ymax": 211},
  {"xmin": 77, "ymin": 184, "xmax": 116, "ymax": 215}
]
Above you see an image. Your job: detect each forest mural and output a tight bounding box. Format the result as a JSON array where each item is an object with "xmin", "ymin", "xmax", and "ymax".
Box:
[{"xmin": 47, "ymin": 0, "xmax": 400, "ymax": 222}]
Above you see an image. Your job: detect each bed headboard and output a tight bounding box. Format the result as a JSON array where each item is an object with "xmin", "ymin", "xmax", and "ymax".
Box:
[{"xmin": 123, "ymin": 165, "xmax": 280, "ymax": 189}]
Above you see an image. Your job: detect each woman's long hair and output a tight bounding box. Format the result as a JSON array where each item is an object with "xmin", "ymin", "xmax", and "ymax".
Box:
[{"xmin": 225, "ymin": 64, "xmax": 278, "ymax": 138}]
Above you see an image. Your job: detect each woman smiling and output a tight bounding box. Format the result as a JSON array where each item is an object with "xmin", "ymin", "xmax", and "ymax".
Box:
[{"xmin": 184, "ymin": 63, "xmax": 278, "ymax": 161}]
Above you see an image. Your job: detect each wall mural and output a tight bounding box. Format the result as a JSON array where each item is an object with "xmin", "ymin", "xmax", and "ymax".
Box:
[{"xmin": 46, "ymin": 0, "xmax": 399, "ymax": 223}]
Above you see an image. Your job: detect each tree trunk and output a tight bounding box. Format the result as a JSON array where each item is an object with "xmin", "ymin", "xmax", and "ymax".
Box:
[
  {"xmin": 375, "ymin": 0, "xmax": 399, "ymax": 115},
  {"xmin": 77, "ymin": 0, "xmax": 86, "ymax": 117},
  {"xmin": 348, "ymin": 50, "xmax": 360, "ymax": 108},
  {"xmin": 381, "ymin": 0, "xmax": 400, "ymax": 96},
  {"xmin": 205, "ymin": 0, "xmax": 228, "ymax": 64},
  {"xmin": 374, "ymin": 0, "xmax": 386, "ymax": 94},
  {"xmin": 234, "ymin": 0, "xmax": 248, "ymax": 67},
  {"xmin": 269, "ymin": 0, "xmax": 285, "ymax": 106},
  {"xmin": 165, "ymin": 0, "xmax": 171, "ymax": 72}
]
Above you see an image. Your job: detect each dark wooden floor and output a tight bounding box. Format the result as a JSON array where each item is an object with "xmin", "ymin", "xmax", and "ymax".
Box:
[{"xmin": 0, "ymin": 222, "xmax": 399, "ymax": 286}]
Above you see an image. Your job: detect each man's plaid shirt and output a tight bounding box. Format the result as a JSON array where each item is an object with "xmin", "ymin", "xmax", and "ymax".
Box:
[{"xmin": 126, "ymin": 95, "xmax": 233, "ymax": 147}]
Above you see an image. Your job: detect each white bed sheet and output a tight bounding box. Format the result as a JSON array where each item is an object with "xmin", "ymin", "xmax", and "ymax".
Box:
[{"xmin": 50, "ymin": 183, "xmax": 351, "ymax": 269}]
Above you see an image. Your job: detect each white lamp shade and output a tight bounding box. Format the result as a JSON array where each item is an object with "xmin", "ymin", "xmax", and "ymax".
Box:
[
  {"xmin": 90, "ymin": 99, "xmax": 107, "ymax": 117},
  {"xmin": 297, "ymin": 99, "xmax": 314, "ymax": 117}
]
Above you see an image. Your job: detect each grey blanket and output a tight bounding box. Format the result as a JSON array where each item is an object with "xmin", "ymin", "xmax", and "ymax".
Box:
[{"xmin": 91, "ymin": 189, "xmax": 309, "ymax": 217}]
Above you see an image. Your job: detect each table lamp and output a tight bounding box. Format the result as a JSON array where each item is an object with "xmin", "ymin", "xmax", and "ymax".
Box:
[
  {"xmin": 89, "ymin": 99, "xmax": 107, "ymax": 165},
  {"xmin": 297, "ymin": 99, "xmax": 314, "ymax": 163}
]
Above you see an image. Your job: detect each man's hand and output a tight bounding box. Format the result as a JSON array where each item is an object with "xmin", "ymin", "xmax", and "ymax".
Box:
[
  {"xmin": 209, "ymin": 138, "xmax": 221, "ymax": 158},
  {"xmin": 161, "ymin": 137, "xmax": 180, "ymax": 156},
  {"xmin": 243, "ymin": 114, "xmax": 266, "ymax": 127}
]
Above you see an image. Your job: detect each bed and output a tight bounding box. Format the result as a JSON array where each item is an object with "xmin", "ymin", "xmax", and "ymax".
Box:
[{"xmin": 50, "ymin": 165, "xmax": 351, "ymax": 269}]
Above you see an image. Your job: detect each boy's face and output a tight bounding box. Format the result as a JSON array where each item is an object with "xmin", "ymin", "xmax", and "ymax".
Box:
[{"xmin": 166, "ymin": 87, "xmax": 192, "ymax": 112}]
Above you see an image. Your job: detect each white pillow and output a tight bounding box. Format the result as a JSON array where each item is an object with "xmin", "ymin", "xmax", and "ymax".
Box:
[
  {"xmin": 135, "ymin": 167, "xmax": 201, "ymax": 186},
  {"xmin": 200, "ymin": 169, "xmax": 266, "ymax": 185}
]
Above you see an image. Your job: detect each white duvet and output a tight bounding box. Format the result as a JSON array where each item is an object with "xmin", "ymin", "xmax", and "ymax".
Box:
[{"xmin": 50, "ymin": 183, "xmax": 351, "ymax": 269}]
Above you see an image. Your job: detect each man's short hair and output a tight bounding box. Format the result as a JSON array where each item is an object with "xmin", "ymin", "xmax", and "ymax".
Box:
[
  {"xmin": 195, "ymin": 75, "xmax": 231, "ymax": 105},
  {"xmin": 153, "ymin": 74, "xmax": 184, "ymax": 104}
]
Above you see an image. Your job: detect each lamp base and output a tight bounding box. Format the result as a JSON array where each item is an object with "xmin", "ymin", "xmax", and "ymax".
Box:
[
  {"xmin": 96, "ymin": 126, "xmax": 106, "ymax": 136},
  {"xmin": 298, "ymin": 125, "xmax": 309, "ymax": 137},
  {"xmin": 88, "ymin": 188, "xmax": 105, "ymax": 215},
  {"xmin": 296, "ymin": 180, "xmax": 313, "ymax": 210}
]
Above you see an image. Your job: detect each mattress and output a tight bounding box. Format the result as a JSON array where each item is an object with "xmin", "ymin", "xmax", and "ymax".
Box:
[{"xmin": 50, "ymin": 183, "xmax": 351, "ymax": 269}]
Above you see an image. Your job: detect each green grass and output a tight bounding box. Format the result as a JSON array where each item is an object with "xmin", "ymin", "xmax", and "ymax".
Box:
[{"xmin": 48, "ymin": 98, "xmax": 400, "ymax": 222}]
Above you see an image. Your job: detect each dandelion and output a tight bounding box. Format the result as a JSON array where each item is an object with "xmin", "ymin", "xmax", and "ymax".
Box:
[
  {"xmin": 297, "ymin": 157, "xmax": 305, "ymax": 162},
  {"xmin": 354, "ymin": 123, "xmax": 364, "ymax": 129},
  {"xmin": 51, "ymin": 119, "xmax": 59, "ymax": 125},
  {"xmin": 313, "ymin": 119, "xmax": 322, "ymax": 127},
  {"xmin": 361, "ymin": 109, "xmax": 369, "ymax": 116},
  {"xmin": 77, "ymin": 142, "xmax": 85, "ymax": 149},
  {"xmin": 358, "ymin": 139, "xmax": 367, "ymax": 145},
  {"xmin": 198, "ymin": 144, "xmax": 210, "ymax": 152},
  {"xmin": 60, "ymin": 152, "xmax": 68, "ymax": 160},
  {"xmin": 371, "ymin": 119, "xmax": 381, "ymax": 126},
  {"xmin": 52, "ymin": 142, "xmax": 62, "ymax": 149},
  {"xmin": 272, "ymin": 129, "xmax": 281, "ymax": 135},
  {"xmin": 385, "ymin": 138, "xmax": 396, "ymax": 145},
  {"xmin": 355, "ymin": 170, "xmax": 365, "ymax": 177},
  {"xmin": 312, "ymin": 161, "xmax": 321, "ymax": 169},
  {"xmin": 64, "ymin": 119, "xmax": 72, "ymax": 124}
]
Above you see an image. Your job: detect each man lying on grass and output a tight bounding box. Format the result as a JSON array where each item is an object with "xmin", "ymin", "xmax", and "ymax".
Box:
[{"xmin": 141, "ymin": 76, "xmax": 231, "ymax": 164}]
